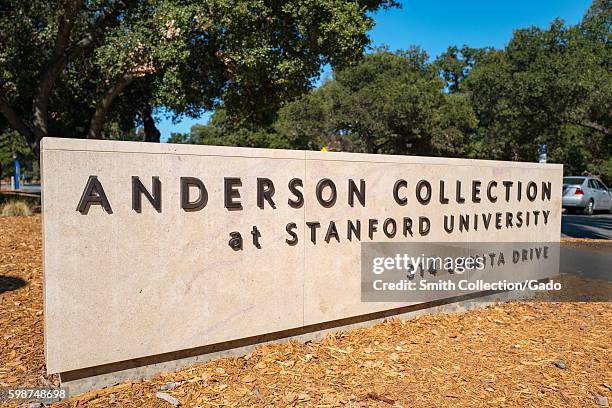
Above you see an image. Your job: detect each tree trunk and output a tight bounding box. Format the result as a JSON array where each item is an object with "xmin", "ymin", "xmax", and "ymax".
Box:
[
  {"xmin": 87, "ymin": 74, "xmax": 135, "ymax": 139},
  {"xmin": 0, "ymin": 96, "xmax": 40, "ymax": 157},
  {"xmin": 141, "ymin": 103, "xmax": 161, "ymax": 143}
]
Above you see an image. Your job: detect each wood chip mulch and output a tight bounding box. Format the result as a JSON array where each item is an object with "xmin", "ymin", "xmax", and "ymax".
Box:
[
  {"xmin": 561, "ymin": 237, "xmax": 612, "ymax": 245},
  {"xmin": 0, "ymin": 216, "xmax": 610, "ymax": 407},
  {"xmin": 0, "ymin": 216, "xmax": 58, "ymax": 393}
]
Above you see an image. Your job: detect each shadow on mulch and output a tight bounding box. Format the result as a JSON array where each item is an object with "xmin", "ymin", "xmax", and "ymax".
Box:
[{"xmin": 0, "ymin": 275, "xmax": 26, "ymax": 293}]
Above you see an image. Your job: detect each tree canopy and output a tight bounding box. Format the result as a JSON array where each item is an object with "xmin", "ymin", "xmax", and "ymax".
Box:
[
  {"xmin": 175, "ymin": 0, "xmax": 611, "ymax": 181},
  {"xmin": 274, "ymin": 47, "xmax": 477, "ymax": 156},
  {"xmin": 0, "ymin": 0, "xmax": 398, "ymax": 156},
  {"xmin": 171, "ymin": 47, "xmax": 479, "ymax": 158},
  {"xmin": 463, "ymin": 0, "xmax": 611, "ymax": 176}
]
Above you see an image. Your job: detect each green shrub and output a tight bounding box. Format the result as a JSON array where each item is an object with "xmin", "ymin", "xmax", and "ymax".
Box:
[{"xmin": 1, "ymin": 201, "xmax": 32, "ymax": 216}]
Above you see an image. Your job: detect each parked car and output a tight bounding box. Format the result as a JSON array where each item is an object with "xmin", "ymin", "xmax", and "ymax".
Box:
[{"xmin": 562, "ymin": 176, "xmax": 612, "ymax": 215}]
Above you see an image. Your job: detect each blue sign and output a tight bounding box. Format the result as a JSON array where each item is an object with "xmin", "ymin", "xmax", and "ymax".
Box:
[{"xmin": 14, "ymin": 159, "xmax": 20, "ymax": 189}]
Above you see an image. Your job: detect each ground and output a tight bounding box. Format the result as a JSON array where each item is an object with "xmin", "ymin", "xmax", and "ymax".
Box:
[
  {"xmin": 562, "ymin": 213, "xmax": 612, "ymax": 240},
  {"xmin": 0, "ymin": 216, "xmax": 610, "ymax": 407}
]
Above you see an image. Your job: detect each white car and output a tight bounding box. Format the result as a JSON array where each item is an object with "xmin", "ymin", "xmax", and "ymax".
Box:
[{"xmin": 562, "ymin": 176, "xmax": 612, "ymax": 215}]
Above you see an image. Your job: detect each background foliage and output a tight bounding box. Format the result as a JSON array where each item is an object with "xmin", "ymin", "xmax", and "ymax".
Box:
[
  {"xmin": 0, "ymin": 0, "xmax": 397, "ymax": 159},
  {"xmin": 174, "ymin": 0, "xmax": 611, "ymax": 182}
]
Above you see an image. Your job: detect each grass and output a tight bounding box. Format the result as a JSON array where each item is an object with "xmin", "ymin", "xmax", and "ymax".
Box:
[{"xmin": 1, "ymin": 200, "xmax": 33, "ymax": 216}]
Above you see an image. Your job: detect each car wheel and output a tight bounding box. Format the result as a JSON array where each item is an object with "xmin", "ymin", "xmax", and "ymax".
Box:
[{"xmin": 583, "ymin": 200, "xmax": 594, "ymax": 216}]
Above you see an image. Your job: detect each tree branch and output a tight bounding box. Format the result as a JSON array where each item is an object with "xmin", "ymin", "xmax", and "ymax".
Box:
[
  {"xmin": 141, "ymin": 103, "xmax": 161, "ymax": 143},
  {"xmin": 0, "ymin": 96, "xmax": 37, "ymax": 153},
  {"xmin": 577, "ymin": 119, "xmax": 611, "ymax": 136},
  {"xmin": 32, "ymin": 0, "xmax": 84, "ymax": 139},
  {"xmin": 87, "ymin": 74, "xmax": 136, "ymax": 139}
]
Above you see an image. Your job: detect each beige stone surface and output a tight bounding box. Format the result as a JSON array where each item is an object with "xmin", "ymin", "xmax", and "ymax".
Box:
[
  {"xmin": 41, "ymin": 138, "xmax": 562, "ymax": 374},
  {"xmin": 42, "ymin": 144, "xmax": 305, "ymax": 373}
]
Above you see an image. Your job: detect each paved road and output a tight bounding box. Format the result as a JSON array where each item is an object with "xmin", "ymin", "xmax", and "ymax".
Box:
[
  {"xmin": 561, "ymin": 213, "xmax": 612, "ymax": 240},
  {"xmin": 0, "ymin": 183, "xmax": 40, "ymax": 193},
  {"xmin": 20, "ymin": 184, "xmax": 41, "ymax": 193}
]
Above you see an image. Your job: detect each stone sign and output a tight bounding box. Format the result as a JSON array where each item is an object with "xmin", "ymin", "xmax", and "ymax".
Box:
[{"xmin": 41, "ymin": 138, "xmax": 562, "ymax": 383}]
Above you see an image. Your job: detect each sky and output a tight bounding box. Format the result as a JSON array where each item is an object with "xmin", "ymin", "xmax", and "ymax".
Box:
[{"xmin": 156, "ymin": 0, "xmax": 592, "ymax": 141}]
